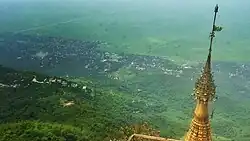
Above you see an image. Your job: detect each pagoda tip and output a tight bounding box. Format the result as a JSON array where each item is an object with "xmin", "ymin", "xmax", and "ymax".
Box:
[{"xmin": 215, "ymin": 4, "xmax": 219, "ymax": 12}]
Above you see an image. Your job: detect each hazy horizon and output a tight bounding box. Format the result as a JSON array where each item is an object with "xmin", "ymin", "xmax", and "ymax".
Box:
[{"xmin": 0, "ymin": 0, "xmax": 250, "ymax": 63}]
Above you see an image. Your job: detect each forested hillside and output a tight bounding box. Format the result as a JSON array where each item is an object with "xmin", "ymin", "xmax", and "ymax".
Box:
[{"xmin": 0, "ymin": 65, "xmax": 144, "ymax": 141}]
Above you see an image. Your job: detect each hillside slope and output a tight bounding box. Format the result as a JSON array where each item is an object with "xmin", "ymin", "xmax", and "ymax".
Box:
[{"xmin": 0, "ymin": 65, "xmax": 137, "ymax": 141}]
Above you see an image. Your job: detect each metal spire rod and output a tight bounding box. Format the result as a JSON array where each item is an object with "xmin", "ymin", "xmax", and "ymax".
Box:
[
  {"xmin": 209, "ymin": 4, "xmax": 219, "ymax": 52},
  {"xmin": 205, "ymin": 4, "xmax": 219, "ymax": 71}
]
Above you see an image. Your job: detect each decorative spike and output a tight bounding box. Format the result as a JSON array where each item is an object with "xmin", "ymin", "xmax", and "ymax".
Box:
[{"xmin": 185, "ymin": 4, "xmax": 220, "ymax": 141}]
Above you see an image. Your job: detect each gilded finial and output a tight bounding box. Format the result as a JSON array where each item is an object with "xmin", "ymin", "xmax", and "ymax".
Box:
[{"xmin": 184, "ymin": 4, "xmax": 222, "ymax": 141}]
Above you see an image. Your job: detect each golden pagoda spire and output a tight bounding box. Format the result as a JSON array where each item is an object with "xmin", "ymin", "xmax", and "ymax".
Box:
[{"xmin": 184, "ymin": 4, "xmax": 221, "ymax": 141}]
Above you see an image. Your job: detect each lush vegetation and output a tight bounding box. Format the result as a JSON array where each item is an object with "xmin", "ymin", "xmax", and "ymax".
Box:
[
  {"xmin": 0, "ymin": 65, "xmax": 133, "ymax": 141},
  {"xmin": 0, "ymin": 33, "xmax": 250, "ymax": 141},
  {"xmin": 1, "ymin": 58, "xmax": 250, "ymax": 141},
  {"xmin": 0, "ymin": 32, "xmax": 250, "ymax": 141},
  {"xmin": 0, "ymin": 65, "xmax": 179, "ymax": 141},
  {"xmin": 0, "ymin": 121, "xmax": 88, "ymax": 141}
]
